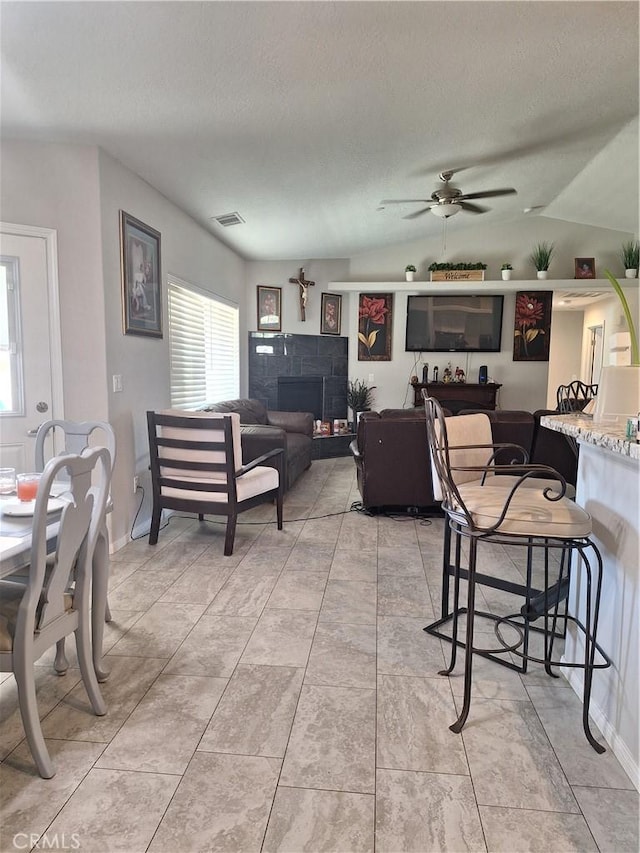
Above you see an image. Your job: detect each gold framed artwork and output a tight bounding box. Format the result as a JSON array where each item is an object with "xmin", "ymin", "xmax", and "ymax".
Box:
[
  {"xmin": 257, "ymin": 286, "xmax": 282, "ymax": 331},
  {"xmin": 120, "ymin": 211, "xmax": 162, "ymax": 337}
]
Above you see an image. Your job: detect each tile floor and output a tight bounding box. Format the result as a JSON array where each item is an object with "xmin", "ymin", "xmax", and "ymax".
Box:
[{"xmin": 1, "ymin": 457, "xmax": 638, "ymax": 852}]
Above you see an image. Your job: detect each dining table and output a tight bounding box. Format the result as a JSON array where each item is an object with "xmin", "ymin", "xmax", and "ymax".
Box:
[{"xmin": 0, "ymin": 493, "xmax": 111, "ymax": 682}]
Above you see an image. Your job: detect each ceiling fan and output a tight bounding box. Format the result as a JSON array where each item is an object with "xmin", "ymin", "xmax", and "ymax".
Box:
[{"xmin": 380, "ymin": 170, "xmax": 517, "ymax": 219}]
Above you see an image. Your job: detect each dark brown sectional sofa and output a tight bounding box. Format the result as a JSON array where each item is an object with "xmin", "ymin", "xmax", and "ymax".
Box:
[{"xmin": 200, "ymin": 398, "xmax": 313, "ymax": 490}]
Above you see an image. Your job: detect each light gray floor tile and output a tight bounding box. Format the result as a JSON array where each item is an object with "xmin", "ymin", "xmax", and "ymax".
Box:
[
  {"xmin": 446, "ymin": 644, "xmax": 531, "ymax": 702},
  {"xmin": 285, "ymin": 542, "xmax": 335, "ymax": 572},
  {"xmin": 96, "ymin": 674, "xmax": 226, "ymax": 774},
  {"xmin": 164, "ymin": 614, "xmax": 256, "ymax": 677},
  {"xmin": 263, "ymin": 786, "xmax": 375, "ymax": 853},
  {"xmin": 377, "ymin": 674, "xmax": 468, "ymax": 775},
  {"xmin": 377, "ymin": 545, "xmax": 425, "ymax": 577},
  {"xmin": 159, "ymin": 561, "xmax": 234, "ymax": 605},
  {"xmin": 0, "ymin": 739, "xmax": 106, "ymax": 844},
  {"xmin": 45, "ymin": 767, "xmax": 179, "ymax": 852},
  {"xmin": 107, "ymin": 559, "xmax": 139, "ymax": 591},
  {"xmin": 377, "ymin": 574, "xmax": 434, "ymax": 617},
  {"xmin": 377, "ymin": 518, "xmax": 419, "ymax": 547},
  {"xmin": 134, "ymin": 539, "xmax": 208, "ymax": 571},
  {"xmin": 479, "ymin": 804, "xmax": 598, "ymax": 852},
  {"xmin": 297, "ymin": 515, "xmax": 343, "ymax": 544},
  {"xmin": 40, "ymin": 655, "xmax": 167, "ymax": 742},
  {"xmin": 199, "ymin": 664, "xmax": 304, "ymax": 757},
  {"xmin": 107, "ymin": 601, "xmax": 207, "ymax": 658},
  {"xmin": 330, "ymin": 549, "xmax": 378, "ymax": 582},
  {"xmin": 266, "ymin": 570, "xmax": 327, "ymax": 610},
  {"xmin": 236, "ymin": 546, "xmax": 291, "ymax": 573},
  {"xmin": 376, "ymin": 768, "xmax": 486, "ymax": 853},
  {"xmin": 106, "ymin": 568, "xmax": 186, "ymax": 611},
  {"xmin": 572, "ymin": 785, "xmax": 640, "ymax": 853},
  {"xmin": 526, "ymin": 683, "xmax": 632, "ymax": 787},
  {"xmin": 377, "ymin": 615, "xmax": 446, "ymax": 676},
  {"xmin": 148, "ymin": 752, "xmax": 279, "ymax": 853},
  {"xmin": 461, "ymin": 697, "xmax": 580, "ymax": 812},
  {"xmin": 240, "ymin": 610, "xmax": 317, "ymax": 667},
  {"xmin": 305, "ymin": 621, "xmax": 376, "ymax": 689},
  {"xmin": 205, "ymin": 570, "xmax": 280, "ymax": 617},
  {"xmin": 0, "ymin": 667, "xmax": 81, "ymax": 760},
  {"xmin": 320, "ymin": 579, "xmax": 377, "ymax": 625},
  {"xmin": 280, "ymin": 684, "xmax": 376, "ymax": 793}
]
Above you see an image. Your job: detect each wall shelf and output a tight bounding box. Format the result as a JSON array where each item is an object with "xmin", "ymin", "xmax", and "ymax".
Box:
[{"xmin": 329, "ymin": 279, "xmax": 625, "ymax": 296}]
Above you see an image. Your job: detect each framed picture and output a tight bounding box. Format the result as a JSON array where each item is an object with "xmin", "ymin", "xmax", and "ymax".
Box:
[
  {"xmin": 575, "ymin": 257, "xmax": 596, "ymax": 279},
  {"xmin": 120, "ymin": 211, "xmax": 162, "ymax": 337},
  {"xmin": 513, "ymin": 291, "xmax": 553, "ymax": 362},
  {"xmin": 320, "ymin": 292, "xmax": 342, "ymax": 335},
  {"xmin": 333, "ymin": 418, "xmax": 349, "ymax": 435},
  {"xmin": 257, "ymin": 286, "xmax": 282, "ymax": 331},
  {"xmin": 358, "ymin": 293, "xmax": 393, "ymax": 361}
]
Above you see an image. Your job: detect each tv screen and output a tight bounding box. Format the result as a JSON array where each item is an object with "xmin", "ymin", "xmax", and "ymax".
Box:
[{"xmin": 405, "ymin": 295, "xmax": 504, "ymax": 352}]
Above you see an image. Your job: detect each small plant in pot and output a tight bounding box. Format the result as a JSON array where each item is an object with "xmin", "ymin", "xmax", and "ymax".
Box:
[
  {"xmin": 346, "ymin": 379, "xmax": 375, "ymax": 429},
  {"xmin": 501, "ymin": 263, "xmax": 513, "ymax": 281},
  {"xmin": 405, "ymin": 264, "xmax": 417, "ymax": 282},
  {"xmin": 529, "ymin": 242, "xmax": 554, "ymax": 279},
  {"xmin": 621, "ymin": 240, "xmax": 639, "ymax": 278}
]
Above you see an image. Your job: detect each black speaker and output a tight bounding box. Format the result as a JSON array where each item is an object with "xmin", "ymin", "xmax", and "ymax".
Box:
[{"xmin": 478, "ymin": 365, "xmax": 488, "ymax": 384}]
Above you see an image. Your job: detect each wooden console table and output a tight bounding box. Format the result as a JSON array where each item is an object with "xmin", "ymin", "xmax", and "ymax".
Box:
[{"xmin": 413, "ymin": 382, "xmax": 502, "ymax": 414}]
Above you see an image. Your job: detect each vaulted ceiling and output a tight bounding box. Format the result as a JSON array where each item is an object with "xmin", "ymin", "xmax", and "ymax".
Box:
[{"xmin": 2, "ymin": 1, "xmax": 638, "ymax": 260}]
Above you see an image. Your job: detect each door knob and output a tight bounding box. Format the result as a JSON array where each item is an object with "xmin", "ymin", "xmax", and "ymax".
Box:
[{"xmin": 36, "ymin": 401, "xmax": 49, "ymax": 413}]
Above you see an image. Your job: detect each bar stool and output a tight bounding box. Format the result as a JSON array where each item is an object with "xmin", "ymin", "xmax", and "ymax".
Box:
[{"xmin": 423, "ymin": 395, "xmax": 610, "ymax": 752}]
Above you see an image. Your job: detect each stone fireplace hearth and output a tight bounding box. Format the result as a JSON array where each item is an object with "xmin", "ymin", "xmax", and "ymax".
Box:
[{"xmin": 248, "ymin": 332, "xmax": 348, "ymax": 421}]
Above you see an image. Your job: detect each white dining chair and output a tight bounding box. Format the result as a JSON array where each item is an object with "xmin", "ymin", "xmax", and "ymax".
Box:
[
  {"xmin": 34, "ymin": 419, "xmax": 116, "ymax": 676},
  {"xmin": 0, "ymin": 447, "xmax": 111, "ymax": 777}
]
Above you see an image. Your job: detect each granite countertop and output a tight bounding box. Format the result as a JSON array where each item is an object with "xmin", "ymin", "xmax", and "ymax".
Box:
[{"xmin": 540, "ymin": 413, "xmax": 640, "ymax": 461}]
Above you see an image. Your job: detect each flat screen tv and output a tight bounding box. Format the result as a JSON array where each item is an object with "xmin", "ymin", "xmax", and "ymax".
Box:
[{"xmin": 405, "ymin": 294, "xmax": 504, "ymax": 352}]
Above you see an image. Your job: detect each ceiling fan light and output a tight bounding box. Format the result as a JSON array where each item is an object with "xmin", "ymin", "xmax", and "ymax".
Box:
[{"xmin": 431, "ymin": 203, "xmax": 461, "ymax": 219}]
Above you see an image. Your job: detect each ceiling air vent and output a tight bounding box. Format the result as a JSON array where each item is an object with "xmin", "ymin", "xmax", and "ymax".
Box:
[
  {"xmin": 212, "ymin": 212, "xmax": 245, "ymax": 227},
  {"xmin": 560, "ymin": 291, "xmax": 605, "ymax": 300}
]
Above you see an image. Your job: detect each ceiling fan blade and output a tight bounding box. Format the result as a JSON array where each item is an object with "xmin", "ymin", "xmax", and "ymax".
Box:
[
  {"xmin": 403, "ymin": 207, "xmax": 432, "ymax": 220},
  {"xmin": 379, "ymin": 199, "xmax": 430, "ymax": 205},
  {"xmin": 458, "ymin": 188, "xmax": 517, "ymax": 201},
  {"xmin": 459, "ymin": 201, "xmax": 488, "ymax": 214}
]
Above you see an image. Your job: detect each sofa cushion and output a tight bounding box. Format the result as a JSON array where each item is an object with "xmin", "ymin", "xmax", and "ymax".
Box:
[{"xmin": 201, "ymin": 398, "xmax": 268, "ymax": 425}]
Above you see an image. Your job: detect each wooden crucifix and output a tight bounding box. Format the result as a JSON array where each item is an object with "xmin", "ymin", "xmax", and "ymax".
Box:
[{"xmin": 288, "ymin": 267, "xmax": 315, "ymax": 321}]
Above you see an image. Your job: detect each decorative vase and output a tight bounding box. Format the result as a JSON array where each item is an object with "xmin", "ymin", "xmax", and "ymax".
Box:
[
  {"xmin": 625, "ymin": 268, "xmax": 638, "ymax": 279},
  {"xmin": 501, "ymin": 270, "xmax": 512, "ymax": 281},
  {"xmin": 405, "ymin": 271, "xmax": 414, "ymax": 282},
  {"xmin": 593, "ymin": 365, "xmax": 640, "ymax": 423},
  {"xmin": 536, "ymin": 270, "xmax": 548, "ymax": 280}
]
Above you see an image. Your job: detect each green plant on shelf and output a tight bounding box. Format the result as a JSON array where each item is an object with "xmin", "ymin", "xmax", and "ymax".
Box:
[
  {"xmin": 346, "ymin": 379, "xmax": 375, "ymax": 417},
  {"xmin": 621, "ymin": 240, "xmax": 639, "ymax": 271},
  {"xmin": 529, "ymin": 242, "xmax": 554, "ymax": 271},
  {"xmin": 501, "ymin": 263, "xmax": 513, "ymax": 270},
  {"xmin": 428, "ymin": 261, "xmax": 487, "ymax": 271}
]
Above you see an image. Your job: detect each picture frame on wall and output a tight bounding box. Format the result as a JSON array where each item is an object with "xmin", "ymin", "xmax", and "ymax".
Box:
[
  {"xmin": 358, "ymin": 293, "xmax": 393, "ymax": 361},
  {"xmin": 575, "ymin": 257, "xmax": 596, "ymax": 279},
  {"xmin": 257, "ymin": 286, "xmax": 282, "ymax": 331},
  {"xmin": 120, "ymin": 211, "xmax": 163, "ymax": 338},
  {"xmin": 513, "ymin": 291, "xmax": 553, "ymax": 362},
  {"xmin": 320, "ymin": 292, "xmax": 342, "ymax": 335}
]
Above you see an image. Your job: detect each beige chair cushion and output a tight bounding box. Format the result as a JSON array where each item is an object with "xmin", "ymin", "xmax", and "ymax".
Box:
[
  {"xmin": 454, "ymin": 483, "xmax": 592, "ymax": 538},
  {"xmin": 161, "ymin": 464, "xmax": 279, "ymax": 503}
]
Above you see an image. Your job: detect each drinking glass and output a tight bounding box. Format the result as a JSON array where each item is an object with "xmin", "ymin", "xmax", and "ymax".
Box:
[
  {"xmin": 0, "ymin": 468, "xmax": 16, "ymax": 495},
  {"xmin": 16, "ymin": 473, "xmax": 41, "ymax": 502}
]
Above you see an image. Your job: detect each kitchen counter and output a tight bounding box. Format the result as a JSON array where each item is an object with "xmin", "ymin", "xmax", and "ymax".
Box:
[
  {"xmin": 541, "ymin": 412, "xmax": 639, "ymax": 786},
  {"xmin": 540, "ymin": 412, "xmax": 640, "ymax": 460}
]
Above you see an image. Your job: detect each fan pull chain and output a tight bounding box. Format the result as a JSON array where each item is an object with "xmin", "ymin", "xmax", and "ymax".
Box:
[{"xmin": 441, "ymin": 217, "xmax": 448, "ymax": 256}]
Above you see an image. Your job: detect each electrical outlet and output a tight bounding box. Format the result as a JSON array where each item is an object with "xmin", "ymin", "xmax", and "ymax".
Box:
[{"xmin": 133, "ymin": 475, "xmax": 139, "ymax": 494}]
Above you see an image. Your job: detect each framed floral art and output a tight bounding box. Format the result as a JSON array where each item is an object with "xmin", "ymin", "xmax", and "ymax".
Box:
[
  {"xmin": 513, "ymin": 291, "xmax": 552, "ymax": 361},
  {"xmin": 358, "ymin": 293, "xmax": 393, "ymax": 361}
]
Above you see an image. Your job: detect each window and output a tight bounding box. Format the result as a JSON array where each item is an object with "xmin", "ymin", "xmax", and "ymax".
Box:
[
  {"xmin": 168, "ymin": 277, "xmax": 239, "ymax": 410},
  {"xmin": 0, "ymin": 257, "xmax": 24, "ymax": 415}
]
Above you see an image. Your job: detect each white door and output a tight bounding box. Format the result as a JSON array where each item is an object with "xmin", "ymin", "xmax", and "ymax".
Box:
[{"xmin": 0, "ymin": 227, "xmax": 62, "ymax": 472}]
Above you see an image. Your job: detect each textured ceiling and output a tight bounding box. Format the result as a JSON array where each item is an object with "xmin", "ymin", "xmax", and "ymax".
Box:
[{"xmin": 1, "ymin": 1, "xmax": 638, "ymax": 260}]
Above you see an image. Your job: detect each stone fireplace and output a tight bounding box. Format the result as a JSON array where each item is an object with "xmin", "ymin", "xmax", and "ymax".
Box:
[{"xmin": 248, "ymin": 332, "xmax": 348, "ymax": 421}]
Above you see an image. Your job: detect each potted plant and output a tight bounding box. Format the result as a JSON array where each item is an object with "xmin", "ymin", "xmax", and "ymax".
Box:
[
  {"xmin": 405, "ymin": 264, "xmax": 417, "ymax": 282},
  {"xmin": 529, "ymin": 242, "xmax": 554, "ymax": 279},
  {"xmin": 501, "ymin": 263, "xmax": 513, "ymax": 281},
  {"xmin": 621, "ymin": 240, "xmax": 639, "ymax": 278},
  {"xmin": 346, "ymin": 378, "xmax": 375, "ymax": 428}
]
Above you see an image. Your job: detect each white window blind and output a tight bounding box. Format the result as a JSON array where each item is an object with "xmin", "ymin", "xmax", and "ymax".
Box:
[{"xmin": 168, "ymin": 278, "xmax": 239, "ymax": 410}]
